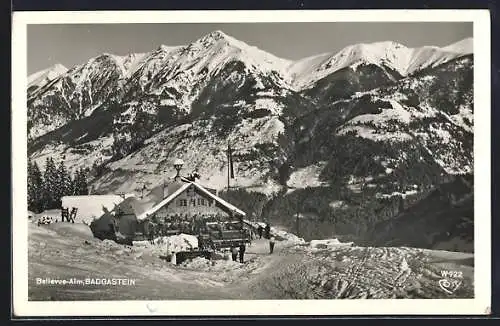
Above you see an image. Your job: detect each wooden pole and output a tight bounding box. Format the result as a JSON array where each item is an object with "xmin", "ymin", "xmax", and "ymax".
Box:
[
  {"xmin": 296, "ymin": 199, "xmax": 300, "ymax": 237},
  {"xmin": 227, "ymin": 141, "xmax": 230, "ymax": 191}
]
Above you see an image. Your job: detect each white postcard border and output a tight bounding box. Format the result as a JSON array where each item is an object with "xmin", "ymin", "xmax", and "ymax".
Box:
[{"xmin": 12, "ymin": 9, "xmax": 491, "ymax": 316}]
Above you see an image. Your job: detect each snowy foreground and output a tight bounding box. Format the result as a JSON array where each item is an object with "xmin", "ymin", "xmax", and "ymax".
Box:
[{"xmin": 28, "ymin": 222, "xmax": 474, "ymax": 300}]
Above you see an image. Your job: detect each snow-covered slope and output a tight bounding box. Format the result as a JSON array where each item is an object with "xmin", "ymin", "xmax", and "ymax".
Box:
[
  {"xmin": 442, "ymin": 37, "xmax": 473, "ymax": 54},
  {"xmin": 27, "ymin": 31, "xmax": 473, "ymax": 198},
  {"xmin": 107, "ymin": 52, "xmax": 149, "ymax": 78},
  {"xmin": 405, "ymin": 38, "xmax": 472, "ymax": 76},
  {"xmin": 28, "ymin": 63, "xmax": 68, "ymax": 89},
  {"xmin": 123, "ymin": 30, "xmax": 292, "ymax": 112},
  {"xmin": 27, "ymin": 32, "xmax": 474, "ymax": 248},
  {"xmin": 288, "ymin": 54, "xmax": 473, "ymax": 193},
  {"xmin": 27, "ymin": 54, "xmax": 130, "ymax": 140},
  {"xmin": 290, "ymin": 38, "xmax": 473, "ymax": 90},
  {"xmin": 290, "ymin": 41, "xmax": 412, "ymax": 89}
]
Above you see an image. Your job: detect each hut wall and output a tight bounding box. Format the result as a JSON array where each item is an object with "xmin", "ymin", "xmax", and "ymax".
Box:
[
  {"xmin": 155, "ymin": 186, "xmax": 231, "ymax": 219},
  {"xmin": 137, "ymin": 185, "xmax": 246, "ymax": 238}
]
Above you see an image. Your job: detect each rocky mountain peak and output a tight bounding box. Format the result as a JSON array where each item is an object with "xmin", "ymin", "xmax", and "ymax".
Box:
[{"xmin": 28, "ymin": 63, "xmax": 68, "ymax": 89}]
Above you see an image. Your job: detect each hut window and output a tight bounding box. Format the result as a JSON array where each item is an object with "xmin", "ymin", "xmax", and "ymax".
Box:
[
  {"xmin": 190, "ymin": 199, "xmax": 196, "ymax": 206},
  {"xmin": 179, "ymin": 199, "xmax": 187, "ymax": 207},
  {"xmin": 198, "ymin": 198, "xmax": 206, "ymax": 206}
]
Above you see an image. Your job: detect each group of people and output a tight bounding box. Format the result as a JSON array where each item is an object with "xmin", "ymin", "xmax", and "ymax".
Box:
[
  {"xmin": 144, "ymin": 213, "xmax": 244, "ymax": 240},
  {"xmin": 152, "ymin": 213, "xmax": 233, "ymax": 224},
  {"xmin": 143, "ymin": 214, "xmax": 278, "ymax": 255},
  {"xmin": 256, "ymin": 223, "xmax": 275, "ymax": 254},
  {"xmin": 256, "ymin": 223, "xmax": 271, "ymax": 239},
  {"xmin": 60, "ymin": 207, "xmax": 78, "ymax": 223},
  {"xmin": 230, "ymin": 243, "xmax": 247, "ymax": 263}
]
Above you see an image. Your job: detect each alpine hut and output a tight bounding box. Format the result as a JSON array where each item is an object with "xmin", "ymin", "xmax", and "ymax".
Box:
[
  {"xmin": 90, "ymin": 159, "xmax": 249, "ymax": 249},
  {"xmin": 136, "ymin": 179, "xmax": 248, "ymax": 248}
]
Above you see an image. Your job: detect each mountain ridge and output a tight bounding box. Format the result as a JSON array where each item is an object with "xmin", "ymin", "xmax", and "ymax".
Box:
[
  {"xmin": 26, "ymin": 32, "xmax": 473, "ymax": 143},
  {"xmin": 27, "ymin": 31, "xmax": 474, "ymax": 247},
  {"xmin": 28, "ymin": 33, "xmax": 472, "ymax": 92},
  {"xmin": 28, "ymin": 63, "xmax": 68, "ymax": 90}
]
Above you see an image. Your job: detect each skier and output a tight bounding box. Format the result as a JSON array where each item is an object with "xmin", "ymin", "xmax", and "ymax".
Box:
[
  {"xmin": 231, "ymin": 247, "xmax": 239, "ymax": 262},
  {"xmin": 239, "ymin": 243, "xmax": 246, "ymax": 263},
  {"xmin": 269, "ymin": 236, "xmax": 275, "ymax": 254}
]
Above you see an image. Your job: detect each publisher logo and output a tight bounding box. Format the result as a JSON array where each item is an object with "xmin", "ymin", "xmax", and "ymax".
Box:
[{"xmin": 438, "ymin": 270, "xmax": 463, "ymax": 294}]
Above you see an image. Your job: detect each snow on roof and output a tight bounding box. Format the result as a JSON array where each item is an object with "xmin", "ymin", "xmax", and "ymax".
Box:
[
  {"xmin": 144, "ymin": 182, "xmax": 186, "ymax": 205},
  {"xmin": 114, "ymin": 196, "xmax": 153, "ymax": 217},
  {"xmin": 62, "ymin": 194, "xmax": 135, "ymax": 200},
  {"xmin": 137, "ymin": 181, "xmax": 246, "ymax": 220},
  {"xmin": 61, "ymin": 194, "xmax": 135, "ymax": 223},
  {"xmin": 137, "ymin": 182, "xmax": 191, "ymax": 221}
]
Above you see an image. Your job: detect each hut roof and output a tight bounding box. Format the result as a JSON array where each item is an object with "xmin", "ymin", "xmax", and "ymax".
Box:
[
  {"xmin": 137, "ymin": 181, "xmax": 246, "ymax": 220},
  {"xmin": 61, "ymin": 194, "xmax": 135, "ymax": 223},
  {"xmin": 111, "ymin": 196, "xmax": 154, "ymax": 217},
  {"xmin": 145, "ymin": 182, "xmax": 186, "ymax": 205}
]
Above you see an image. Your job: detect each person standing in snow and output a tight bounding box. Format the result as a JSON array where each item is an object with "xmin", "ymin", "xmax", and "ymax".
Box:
[
  {"xmin": 264, "ymin": 223, "xmax": 271, "ymax": 239},
  {"xmin": 146, "ymin": 221, "xmax": 155, "ymax": 245},
  {"xmin": 231, "ymin": 246, "xmax": 239, "ymax": 262},
  {"xmin": 239, "ymin": 243, "xmax": 246, "ymax": 263},
  {"xmin": 257, "ymin": 225, "xmax": 263, "ymax": 239},
  {"xmin": 269, "ymin": 236, "xmax": 275, "ymax": 254}
]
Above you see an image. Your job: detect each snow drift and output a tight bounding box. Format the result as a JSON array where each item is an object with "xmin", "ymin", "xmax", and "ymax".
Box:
[{"xmin": 133, "ymin": 233, "xmax": 199, "ymax": 256}]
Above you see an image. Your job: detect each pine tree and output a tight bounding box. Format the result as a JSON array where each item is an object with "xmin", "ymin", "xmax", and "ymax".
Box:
[
  {"xmin": 34, "ymin": 162, "xmax": 44, "ymax": 212},
  {"xmin": 71, "ymin": 169, "xmax": 80, "ymax": 195},
  {"xmin": 68, "ymin": 169, "xmax": 78, "ymax": 196},
  {"xmin": 27, "ymin": 160, "xmax": 34, "ymax": 210},
  {"xmin": 68, "ymin": 172, "xmax": 76, "ymax": 196},
  {"xmin": 42, "ymin": 157, "xmax": 58, "ymax": 209},
  {"xmin": 28, "ymin": 160, "xmax": 44, "ymax": 213},
  {"xmin": 80, "ymin": 168, "xmax": 89, "ymax": 195},
  {"xmin": 56, "ymin": 160, "xmax": 72, "ymax": 205},
  {"xmin": 73, "ymin": 168, "xmax": 89, "ymax": 195}
]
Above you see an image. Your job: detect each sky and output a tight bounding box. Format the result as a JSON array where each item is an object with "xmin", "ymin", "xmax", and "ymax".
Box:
[{"xmin": 27, "ymin": 22, "xmax": 472, "ymax": 75}]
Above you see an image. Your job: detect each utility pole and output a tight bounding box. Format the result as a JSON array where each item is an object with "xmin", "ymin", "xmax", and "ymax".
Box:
[
  {"xmin": 227, "ymin": 157, "xmax": 230, "ymax": 192},
  {"xmin": 227, "ymin": 141, "xmax": 231, "ymax": 191},
  {"xmin": 140, "ymin": 183, "xmax": 148, "ymax": 199},
  {"xmin": 296, "ymin": 199, "xmax": 300, "ymax": 237}
]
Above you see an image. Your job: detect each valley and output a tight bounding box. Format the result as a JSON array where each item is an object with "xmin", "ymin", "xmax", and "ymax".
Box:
[{"xmin": 27, "ymin": 31, "xmax": 474, "ymax": 251}]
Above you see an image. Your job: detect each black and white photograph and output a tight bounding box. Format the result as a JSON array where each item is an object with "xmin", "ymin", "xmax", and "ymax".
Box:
[{"xmin": 12, "ymin": 10, "xmax": 491, "ymax": 316}]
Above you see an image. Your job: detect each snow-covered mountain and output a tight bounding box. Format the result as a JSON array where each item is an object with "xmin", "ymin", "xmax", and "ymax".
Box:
[
  {"xmin": 27, "ymin": 32, "xmax": 474, "ymax": 246},
  {"xmin": 28, "ymin": 63, "xmax": 68, "ymax": 90},
  {"xmin": 289, "ymin": 38, "xmax": 472, "ymax": 90},
  {"xmin": 27, "ymin": 33, "xmax": 472, "ymax": 142},
  {"xmin": 106, "ymin": 52, "xmax": 149, "ymax": 78},
  {"xmin": 442, "ymin": 37, "xmax": 473, "ymax": 54},
  {"xmin": 121, "ymin": 30, "xmax": 292, "ymax": 112}
]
